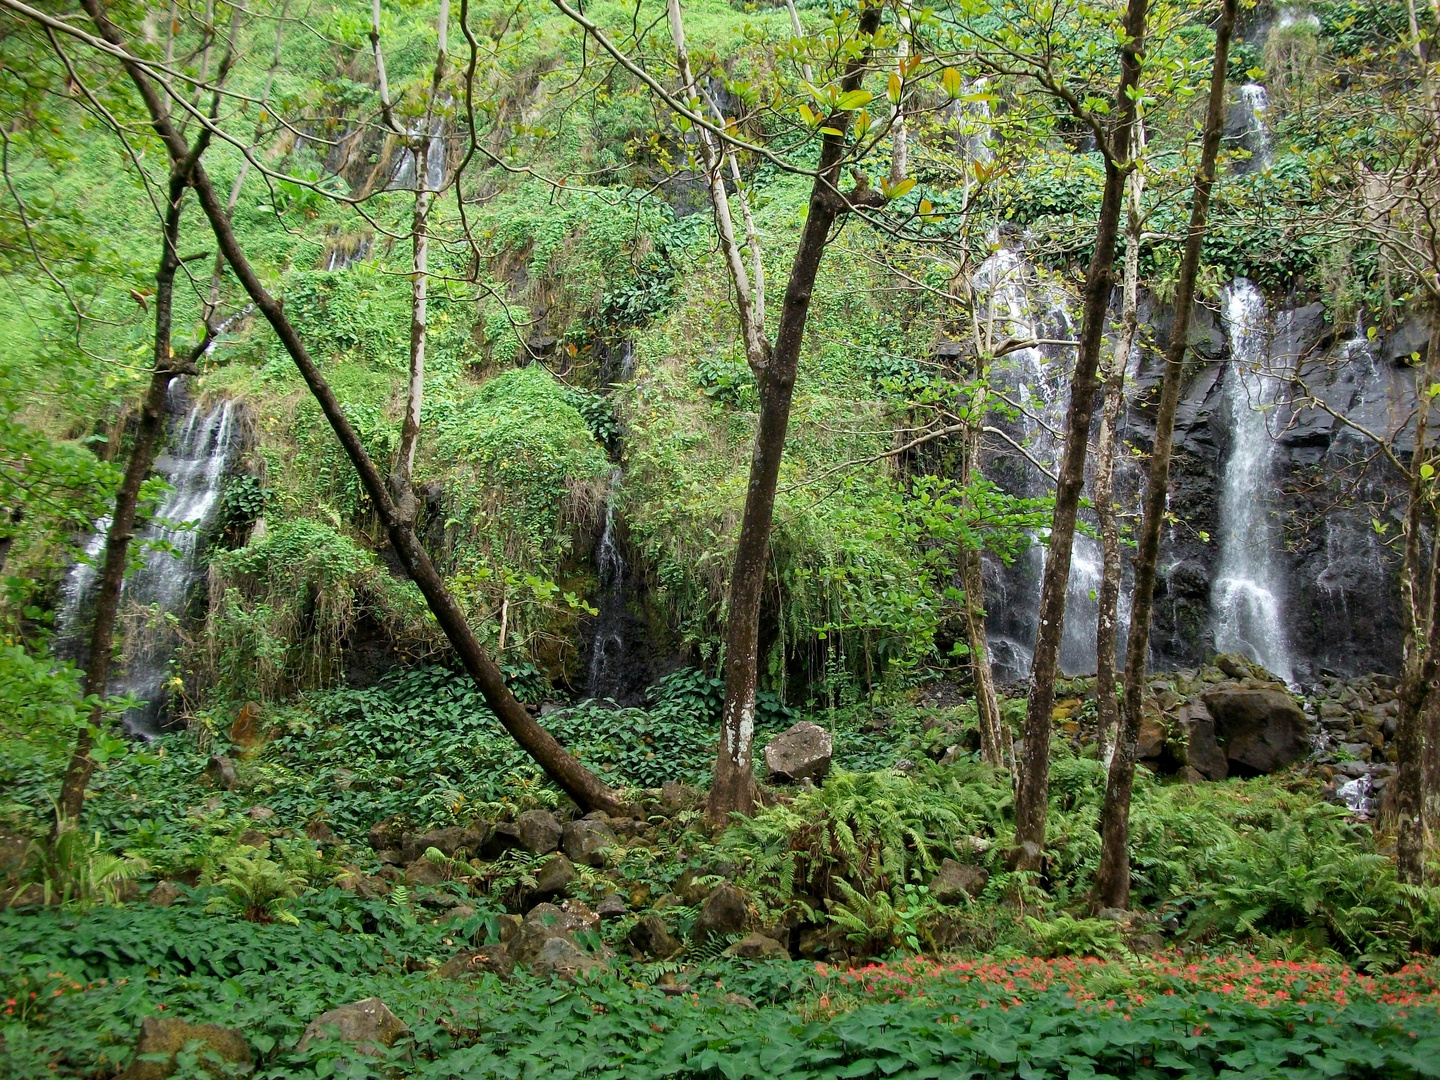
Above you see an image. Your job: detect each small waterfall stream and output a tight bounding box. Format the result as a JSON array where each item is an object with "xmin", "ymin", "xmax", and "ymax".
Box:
[
  {"xmin": 974, "ymin": 246, "xmax": 1126, "ymax": 680},
  {"xmin": 585, "ymin": 467, "xmax": 628, "ymax": 699},
  {"xmin": 1210, "ymin": 280, "xmax": 1294, "ymax": 681},
  {"xmin": 58, "ymin": 390, "xmax": 240, "ymax": 736}
]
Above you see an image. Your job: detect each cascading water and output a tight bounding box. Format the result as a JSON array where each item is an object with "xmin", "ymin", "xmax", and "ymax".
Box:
[
  {"xmin": 973, "ymin": 246, "xmax": 1124, "ymax": 679},
  {"xmin": 1210, "ymin": 280, "xmax": 1294, "ymax": 682},
  {"xmin": 1238, "ymin": 83, "xmax": 1273, "ymax": 170},
  {"xmin": 57, "ymin": 389, "xmax": 240, "ymax": 736},
  {"xmin": 585, "ymin": 467, "xmax": 628, "ymax": 699},
  {"xmin": 387, "ymin": 109, "xmax": 448, "ymax": 193}
]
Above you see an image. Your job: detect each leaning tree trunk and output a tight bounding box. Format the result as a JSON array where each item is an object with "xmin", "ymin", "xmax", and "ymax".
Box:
[
  {"xmin": 1010, "ymin": 0, "xmax": 1149, "ymax": 872},
  {"xmin": 80, "ymin": 0, "xmax": 624, "ymax": 816},
  {"xmin": 57, "ymin": 167, "xmax": 199, "ymax": 824},
  {"xmin": 1093, "ymin": 0, "xmax": 1236, "ymax": 910},
  {"xmin": 707, "ymin": 3, "xmax": 883, "ymax": 823},
  {"xmin": 1095, "ymin": 121, "xmax": 1145, "ymax": 769}
]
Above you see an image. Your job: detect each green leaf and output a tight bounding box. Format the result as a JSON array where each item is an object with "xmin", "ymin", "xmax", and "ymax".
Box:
[{"xmin": 837, "ymin": 89, "xmax": 873, "ymax": 110}]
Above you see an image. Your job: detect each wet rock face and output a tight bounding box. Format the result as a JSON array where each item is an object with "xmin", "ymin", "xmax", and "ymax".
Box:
[{"xmin": 1140, "ymin": 294, "xmax": 1410, "ymax": 679}]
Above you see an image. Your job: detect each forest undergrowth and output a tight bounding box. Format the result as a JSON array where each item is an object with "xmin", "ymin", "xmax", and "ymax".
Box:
[{"xmin": 5, "ymin": 664, "xmax": 1440, "ymax": 1078}]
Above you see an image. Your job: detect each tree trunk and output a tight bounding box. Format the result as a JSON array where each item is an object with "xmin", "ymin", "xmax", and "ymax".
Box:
[
  {"xmin": 392, "ymin": 0, "xmax": 448, "ymax": 520},
  {"xmin": 959, "ymin": 371, "xmax": 1008, "ymax": 770},
  {"xmin": 708, "ymin": 3, "xmax": 883, "ymax": 823},
  {"xmin": 1095, "ymin": 121, "xmax": 1145, "ymax": 768},
  {"xmin": 1093, "ymin": 0, "xmax": 1236, "ymax": 909},
  {"xmin": 81, "ymin": 0, "xmax": 624, "ymax": 816},
  {"xmin": 1010, "ymin": 0, "xmax": 1149, "ymax": 872},
  {"xmin": 57, "ymin": 168, "xmax": 196, "ymax": 824},
  {"xmin": 1395, "ymin": 309, "xmax": 1440, "ymax": 883},
  {"xmin": 889, "ymin": 7, "xmax": 910, "ymax": 186}
]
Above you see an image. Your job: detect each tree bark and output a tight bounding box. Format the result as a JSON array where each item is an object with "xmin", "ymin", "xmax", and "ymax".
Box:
[
  {"xmin": 392, "ymin": 0, "xmax": 448, "ymax": 520},
  {"xmin": 1093, "ymin": 0, "xmax": 1236, "ymax": 909},
  {"xmin": 1010, "ymin": 0, "xmax": 1149, "ymax": 872},
  {"xmin": 959, "ymin": 366, "xmax": 1008, "ymax": 770},
  {"xmin": 707, "ymin": 3, "xmax": 883, "ymax": 823},
  {"xmin": 56, "ymin": 166, "xmax": 198, "ymax": 824},
  {"xmin": 79, "ymin": 0, "xmax": 624, "ymax": 816},
  {"xmin": 1096, "ymin": 121, "xmax": 1145, "ymax": 769},
  {"xmin": 1396, "ymin": 309, "xmax": 1440, "ymax": 883}
]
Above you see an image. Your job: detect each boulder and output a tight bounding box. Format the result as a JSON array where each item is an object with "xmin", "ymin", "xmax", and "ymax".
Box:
[
  {"xmin": 511, "ymin": 904, "xmax": 608, "ymax": 980},
  {"xmin": 724, "ymin": 932, "xmax": 790, "ymax": 960},
  {"xmin": 1177, "ymin": 766, "xmax": 1207, "ymax": 784},
  {"xmin": 402, "ymin": 823, "xmax": 490, "ymax": 864},
  {"xmin": 531, "ymin": 854, "xmax": 576, "ymax": 900},
  {"xmin": 595, "ymin": 893, "xmax": 627, "ymax": 919},
  {"xmin": 368, "ymin": 818, "xmax": 404, "ymax": 853},
  {"xmin": 1135, "ymin": 715, "xmax": 1166, "ymax": 760},
  {"xmin": 928, "ymin": 858, "xmax": 988, "ymax": 904},
  {"xmin": 527, "ymin": 936, "xmax": 607, "ymax": 980},
  {"xmin": 335, "ymin": 866, "xmax": 389, "ymax": 899},
  {"xmin": 764, "ymin": 722, "xmax": 833, "ymax": 783},
  {"xmin": 121, "ymin": 1016, "xmax": 250, "ymax": 1080},
  {"xmin": 694, "ymin": 884, "xmax": 748, "ymax": 938},
  {"xmin": 436, "ymin": 944, "xmax": 514, "ymax": 981},
  {"xmin": 1202, "ymin": 687, "xmax": 1309, "ymax": 774},
  {"xmin": 298, "ymin": 998, "xmax": 408, "ymax": 1054},
  {"xmin": 199, "ymin": 755, "xmax": 237, "ymax": 791},
  {"xmin": 561, "ymin": 819, "xmax": 616, "ymax": 867},
  {"xmin": 403, "ymin": 855, "xmax": 447, "ymax": 887},
  {"xmin": 1175, "ymin": 701, "xmax": 1228, "ymax": 781},
  {"xmin": 304, "ymin": 820, "xmax": 337, "ymax": 845},
  {"xmin": 513, "ymin": 810, "xmax": 563, "ymax": 855},
  {"xmin": 246, "ymin": 805, "xmax": 275, "ymax": 822},
  {"xmin": 628, "ymin": 915, "xmax": 682, "ymax": 959},
  {"xmin": 147, "ymin": 881, "xmax": 183, "ymax": 907}
]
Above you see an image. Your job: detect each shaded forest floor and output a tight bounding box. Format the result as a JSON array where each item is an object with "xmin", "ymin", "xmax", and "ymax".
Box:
[{"xmin": 4, "ymin": 664, "xmax": 1440, "ymax": 1077}]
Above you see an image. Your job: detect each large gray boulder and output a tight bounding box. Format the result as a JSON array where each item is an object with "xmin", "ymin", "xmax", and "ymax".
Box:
[
  {"xmin": 561, "ymin": 819, "xmax": 616, "ymax": 867},
  {"xmin": 764, "ymin": 721, "xmax": 833, "ymax": 783},
  {"xmin": 513, "ymin": 810, "xmax": 563, "ymax": 855},
  {"xmin": 1175, "ymin": 701, "xmax": 1228, "ymax": 780},
  {"xmin": 928, "ymin": 858, "xmax": 988, "ymax": 903},
  {"xmin": 694, "ymin": 884, "xmax": 748, "ymax": 938},
  {"xmin": 1202, "ymin": 686, "xmax": 1309, "ymax": 774},
  {"xmin": 121, "ymin": 1016, "xmax": 250, "ymax": 1080},
  {"xmin": 531, "ymin": 854, "xmax": 576, "ymax": 901},
  {"xmin": 298, "ymin": 998, "xmax": 408, "ymax": 1055},
  {"xmin": 628, "ymin": 915, "xmax": 682, "ymax": 959},
  {"xmin": 510, "ymin": 904, "xmax": 609, "ymax": 980}
]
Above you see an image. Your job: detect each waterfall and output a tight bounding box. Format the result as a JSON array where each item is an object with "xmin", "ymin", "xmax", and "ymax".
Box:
[
  {"xmin": 387, "ymin": 108, "xmax": 448, "ymax": 193},
  {"xmin": 973, "ymin": 246, "xmax": 1120, "ymax": 679},
  {"xmin": 1239, "ymin": 83, "xmax": 1273, "ymax": 171},
  {"xmin": 1210, "ymin": 280, "xmax": 1293, "ymax": 682},
  {"xmin": 585, "ymin": 467, "xmax": 628, "ymax": 699},
  {"xmin": 57, "ymin": 390, "xmax": 240, "ymax": 736}
]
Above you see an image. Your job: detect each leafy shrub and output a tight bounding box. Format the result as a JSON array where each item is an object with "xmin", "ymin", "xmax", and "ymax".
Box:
[
  {"xmin": 204, "ymin": 846, "xmax": 308, "ymax": 925},
  {"xmin": 721, "ymin": 765, "xmax": 1008, "ymax": 921},
  {"xmin": 17, "ymin": 823, "xmax": 143, "ymax": 908}
]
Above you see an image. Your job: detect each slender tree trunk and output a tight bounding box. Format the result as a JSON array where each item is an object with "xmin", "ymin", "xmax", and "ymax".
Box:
[
  {"xmin": 204, "ymin": 0, "xmax": 288, "ymax": 327},
  {"xmin": 1093, "ymin": 0, "xmax": 1236, "ymax": 909},
  {"xmin": 1395, "ymin": 310, "xmax": 1440, "ymax": 883},
  {"xmin": 392, "ymin": 0, "xmax": 448, "ymax": 519},
  {"xmin": 56, "ymin": 169, "xmax": 198, "ymax": 824},
  {"xmin": 707, "ymin": 4, "xmax": 883, "ymax": 823},
  {"xmin": 889, "ymin": 6, "xmax": 910, "ymax": 186},
  {"xmin": 80, "ymin": 0, "xmax": 624, "ymax": 816},
  {"xmin": 1096, "ymin": 122, "xmax": 1145, "ymax": 768},
  {"xmin": 1010, "ymin": 0, "xmax": 1149, "ymax": 872},
  {"xmin": 959, "ymin": 371, "xmax": 1008, "ymax": 770}
]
